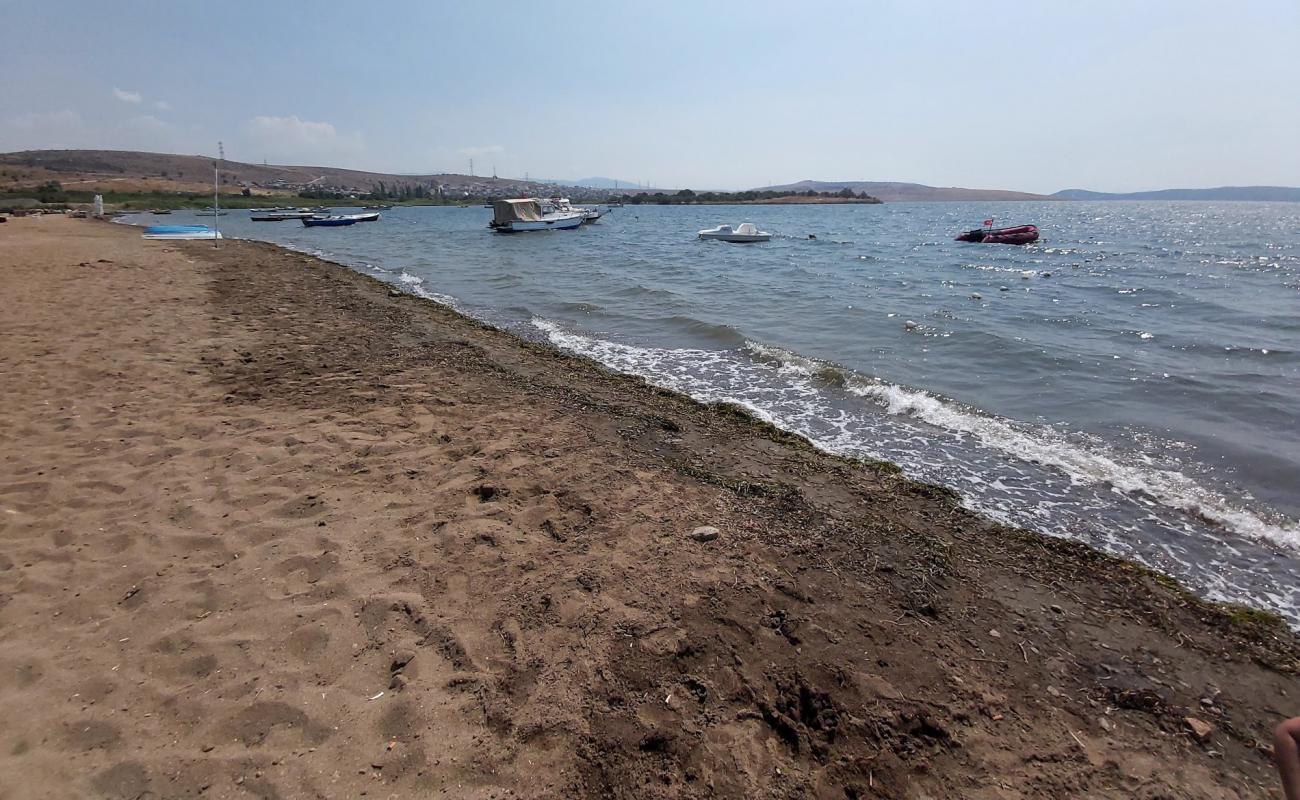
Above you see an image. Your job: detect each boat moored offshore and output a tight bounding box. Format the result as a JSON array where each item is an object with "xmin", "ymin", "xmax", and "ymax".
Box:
[
  {"xmin": 698, "ymin": 223, "xmax": 772, "ymax": 243},
  {"xmin": 302, "ymin": 215, "xmax": 360, "ymax": 227},
  {"xmin": 547, "ymin": 197, "xmax": 604, "ymax": 223},
  {"xmin": 955, "ymin": 224, "xmax": 1040, "ymax": 245},
  {"xmin": 489, "ymin": 198, "xmax": 585, "ymax": 233}
]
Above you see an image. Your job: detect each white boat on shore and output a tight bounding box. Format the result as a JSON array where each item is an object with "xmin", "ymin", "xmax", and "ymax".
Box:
[
  {"xmin": 489, "ymin": 199, "xmax": 584, "ymax": 233},
  {"xmin": 698, "ymin": 223, "xmax": 772, "ymax": 243}
]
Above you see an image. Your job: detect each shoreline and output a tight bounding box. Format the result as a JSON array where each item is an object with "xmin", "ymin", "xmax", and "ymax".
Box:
[
  {"xmin": 1, "ymin": 216, "xmax": 1296, "ymax": 798},
  {"xmin": 299, "ymin": 244, "xmax": 1297, "ymax": 633}
]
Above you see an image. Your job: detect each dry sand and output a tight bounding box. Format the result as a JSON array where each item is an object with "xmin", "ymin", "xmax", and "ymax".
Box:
[{"xmin": 0, "ymin": 216, "xmax": 1297, "ymax": 799}]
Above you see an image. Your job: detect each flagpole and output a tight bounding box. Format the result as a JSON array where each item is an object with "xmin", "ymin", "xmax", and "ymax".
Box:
[{"xmin": 214, "ymin": 142, "xmax": 223, "ymax": 248}]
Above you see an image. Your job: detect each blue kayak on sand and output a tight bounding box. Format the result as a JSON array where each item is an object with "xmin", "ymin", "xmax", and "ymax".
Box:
[{"xmin": 141, "ymin": 224, "xmax": 221, "ymax": 240}]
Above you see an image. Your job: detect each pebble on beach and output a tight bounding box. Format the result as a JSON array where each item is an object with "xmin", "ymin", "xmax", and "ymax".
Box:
[
  {"xmin": 1184, "ymin": 716, "xmax": 1214, "ymax": 743},
  {"xmin": 690, "ymin": 526, "xmax": 720, "ymax": 542}
]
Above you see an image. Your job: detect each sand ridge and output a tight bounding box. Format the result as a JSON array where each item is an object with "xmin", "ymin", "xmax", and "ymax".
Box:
[{"xmin": 0, "ymin": 216, "xmax": 1296, "ymax": 799}]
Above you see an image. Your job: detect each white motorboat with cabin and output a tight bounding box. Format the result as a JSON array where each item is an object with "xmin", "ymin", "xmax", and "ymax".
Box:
[
  {"xmin": 698, "ymin": 223, "xmax": 772, "ymax": 243},
  {"xmin": 548, "ymin": 197, "xmax": 603, "ymax": 223},
  {"xmin": 489, "ymin": 199, "xmax": 585, "ymax": 233}
]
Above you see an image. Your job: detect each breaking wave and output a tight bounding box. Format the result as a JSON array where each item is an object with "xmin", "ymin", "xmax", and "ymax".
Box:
[{"xmin": 744, "ymin": 341, "xmax": 1300, "ymax": 551}]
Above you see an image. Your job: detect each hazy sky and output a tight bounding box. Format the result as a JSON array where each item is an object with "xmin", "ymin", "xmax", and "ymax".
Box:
[{"xmin": 2, "ymin": 0, "xmax": 1297, "ymax": 192}]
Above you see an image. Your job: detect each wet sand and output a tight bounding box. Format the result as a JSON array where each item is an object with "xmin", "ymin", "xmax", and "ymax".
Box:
[{"xmin": 0, "ymin": 215, "xmax": 1296, "ymax": 799}]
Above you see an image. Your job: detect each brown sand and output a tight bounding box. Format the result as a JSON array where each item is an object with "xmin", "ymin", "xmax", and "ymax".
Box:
[{"xmin": 0, "ymin": 216, "xmax": 1296, "ymax": 799}]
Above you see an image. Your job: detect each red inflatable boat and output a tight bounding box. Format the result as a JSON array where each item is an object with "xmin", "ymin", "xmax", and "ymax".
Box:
[{"xmin": 955, "ymin": 224, "xmax": 1039, "ymax": 245}]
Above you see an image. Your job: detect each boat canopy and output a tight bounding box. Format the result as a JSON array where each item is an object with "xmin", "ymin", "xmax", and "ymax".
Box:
[{"xmin": 493, "ymin": 199, "xmax": 542, "ymax": 226}]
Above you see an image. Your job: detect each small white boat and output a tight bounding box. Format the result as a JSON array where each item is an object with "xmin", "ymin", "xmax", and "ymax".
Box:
[
  {"xmin": 489, "ymin": 199, "xmax": 584, "ymax": 233},
  {"xmin": 339, "ymin": 212, "xmax": 380, "ymax": 222},
  {"xmin": 251, "ymin": 212, "xmax": 315, "ymax": 221},
  {"xmin": 698, "ymin": 223, "xmax": 771, "ymax": 243}
]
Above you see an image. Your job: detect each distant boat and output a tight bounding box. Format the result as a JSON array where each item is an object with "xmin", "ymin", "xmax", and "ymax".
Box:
[
  {"xmin": 252, "ymin": 212, "xmax": 312, "ymax": 221},
  {"xmin": 142, "ymin": 224, "xmax": 222, "ymax": 240},
  {"xmin": 362, "ymin": 204, "xmax": 392, "ymax": 210},
  {"xmin": 302, "ymin": 216, "xmax": 360, "ymax": 227},
  {"xmin": 194, "ymin": 210, "xmax": 228, "ymax": 217},
  {"xmin": 489, "ymin": 199, "xmax": 584, "ymax": 233},
  {"xmin": 150, "ymin": 209, "xmax": 172, "ymax": 215},
  {"xmin": 955, "ymin": 224, "xmax": 1039, "ymax": 245},
  {"xmin": 698, "ymin": 223, "xmax": 772, "ymax": 243}
]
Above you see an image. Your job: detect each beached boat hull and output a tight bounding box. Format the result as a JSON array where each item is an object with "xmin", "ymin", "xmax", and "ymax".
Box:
[{"xmin": 955, "ymin": 224, "xmax": 1039, "ymax": 245}]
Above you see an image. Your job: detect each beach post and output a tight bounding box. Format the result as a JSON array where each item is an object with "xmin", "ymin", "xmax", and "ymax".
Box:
[{"xmin": 214, "ymin": 142, "xmax": 223, "ymax": 248}]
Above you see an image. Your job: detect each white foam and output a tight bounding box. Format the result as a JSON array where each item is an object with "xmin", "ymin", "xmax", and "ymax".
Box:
[
  {"xmin": 840, "ymin": 375, "xmax": 1300, "ymax": 551},
  {"xmin": 744, "ymin": 340, "xmax": 1300, "ymax": 550}
]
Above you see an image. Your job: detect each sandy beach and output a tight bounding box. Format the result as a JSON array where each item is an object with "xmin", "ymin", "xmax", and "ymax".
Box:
[{"xmin": 1, "ymin": 215, "xmax": 1297, "ymax": 799}]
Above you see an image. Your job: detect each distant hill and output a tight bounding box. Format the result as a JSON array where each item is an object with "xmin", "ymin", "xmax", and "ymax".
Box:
[
  {"xmin": 1052, "ymin": 186, "xmax": 1300, "ymax": 201},
  {"xmin": 0, "ymin": 149, "xmax": 561, "ymax": 195},
  {"xmin": 568, "ymin": 177, "xmax": 660, "ymax": 190},
  {"xmin": 757, "ymin": 180, "xmax": 1055, "ymax": 202}
]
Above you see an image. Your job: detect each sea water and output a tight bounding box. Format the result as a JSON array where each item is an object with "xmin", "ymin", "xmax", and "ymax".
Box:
[{"xmin": 130, "ymin": 201, "xmax": 1300, "ymax": 624}]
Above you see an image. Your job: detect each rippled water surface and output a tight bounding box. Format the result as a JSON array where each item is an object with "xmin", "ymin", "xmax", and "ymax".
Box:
[{"xmin": 131, "ymin": 201, "xmax": 1300, "ymax": 622}]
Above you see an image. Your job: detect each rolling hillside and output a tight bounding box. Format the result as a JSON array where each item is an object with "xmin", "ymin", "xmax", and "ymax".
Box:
[
  {"xmin": 0, "ymin": 149, "xmax": 543, "ymax": 195},
  {"xmin": 758, "ymin": 180, "xmax": 1055, "ymax": 202},
  {"xmin": 1053, "ymin": 186, "xmax": 1300, "ymax": 201}
]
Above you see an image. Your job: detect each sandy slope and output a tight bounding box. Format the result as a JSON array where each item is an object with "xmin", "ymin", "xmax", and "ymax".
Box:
[{"xmin": 0, "ymin": 216, "xmax": 1296, "ymax": 799}]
